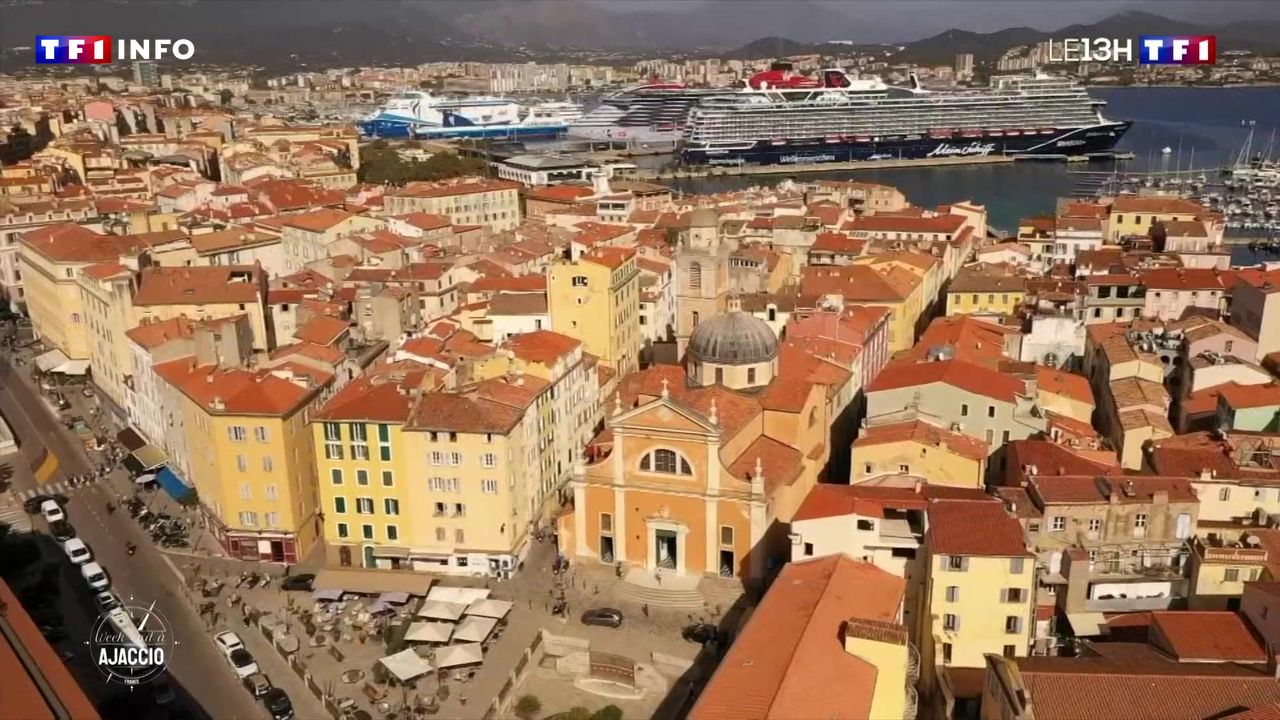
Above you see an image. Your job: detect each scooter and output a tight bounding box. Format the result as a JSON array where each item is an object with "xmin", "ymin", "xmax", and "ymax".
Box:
[{"xmin": 126, "ymin": 542, "xmax": 137, "ymax": 556}]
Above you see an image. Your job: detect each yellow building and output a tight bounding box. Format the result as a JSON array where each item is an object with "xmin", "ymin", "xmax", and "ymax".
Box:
[
  {"xmin": 1035, "ymin": 367, "xmax": 1096, "ymax": 425},
  {"xmin": 155, "ymin": 359, "xmax": 331, "ymax": 563},
  {"xmin": 800, "ymin": 263, "xmax": 927, "ymax": 353},
  {"xmin": 132, "ymin": 265, "xmax": 272, "ymax": 351},
  {"xmin": 548, "ymin": 246, "xmax": 641, "ymax": 375},
  {"xmin": 945, "ymin": 268, "xmax": 1027, "ymax": 317},
  {"xmin": 1106, "ymin": 195, "xmax": 1207, "ymax": 243},
  {"xmin": 921, "ymin": 499, "xmax": 1034, "ymax": 694},
  {"xmin": 383, "ymin": 178, "xmax": 521, "ymax": 232},
  {"xmin": 313, "ymin": 363, "xmax": 546, "ymax": 575},
  {"xmin": 851, "ymin": 420, "xmax": 988, "ymax": 488},
  {"xmin": 279, "ymin": 208, "xmax": 385, "ymax": 274},
  {"xmin": 1188, "ymin": 534, "xmax": 1270, "ymax": 611},
  {"xmin": 18, "ymin": 223, "xmax": 147, "ymax": 361}
]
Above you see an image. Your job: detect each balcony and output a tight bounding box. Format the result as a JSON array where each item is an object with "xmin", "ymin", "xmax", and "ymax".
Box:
[
  {"xmin": 904, "ymin": 686, "xmax": 919, "ymax": 720},
  {"xmin": 875, "ymin": 517, "xmax": 921, "ymax": 550}
]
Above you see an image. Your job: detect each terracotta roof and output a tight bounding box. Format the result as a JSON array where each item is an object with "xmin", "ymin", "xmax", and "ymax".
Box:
[
  {"xmin": 1036, "ymin": 367, "xmax": 1094, "ymax": 406},
  {"xmin": 125, "ymin": 316, "xmax": 195, "ymax": 348},
  {"xmin": 155, "ymin": 359, "xmax": 328, "ymax": 416},
  {"xmin": 281, "ymin": 207, "xmax": 355, "ymax": 233},
  {"xmin": 800, "ymin": 264, "xmax": 920, "ymax": 302},
  {"xmin": 1220, "ymin": 383, "xmax": 1280, "ymax": 409},
  {"xmin": 927, "ymin": 499, "xmax": 1030, "ymax": 557},
  {"xmin": 1151, "ymin": 611, "xmax": 1267, "ymax": 662},
  {"xmin": 948, "ymin": 267, "xmax": 1028, "ymax": 294},
  {"xmin": 1111, "ymin": 196, "xmax": 1206, "ymax": 215},
  {"xmin": 20, "ymin": 223, "xmax": 144, "ymax": 263},
  {"xmin": 909, "ymin": 315, "xmax": 1015, "ymax": 369},
  {"xmin": 189, "ymin": 228, "xmax": 276, "ymax": 254},
  {"xmin": 581, "ymin": 246, "xmax": 634, "ymax": 270},
  {"xmin": 1139, "ymin": 267, "xmax": 1226, "ymax": 290},
  {"xmin": 1030, "ymin": 475, "xmax": 1198, "ymax": 505},
  {"xmin": 524, "ymin": 185, "xmax": 594, "ymax": 203},
  {"xmin": 133, "ymin": 266, "xmax": 262, "ymax": 306},
  {"xmin": 404, "ymin": 389, "xmax": 528, "ymax": 434},
  {"xmin": 1146, "ymin": 432, "xmax": 1280, "ymax": 484},
  {"xmin": 313, "ymin": 367, "xmax": 423, "ymax": 422},
  {"xmin": 688, "ymin": 555, "xmax": 905, "ymax": 720},
  {"xmin": 792, "ymin": 483, "xmax": 932, "ymax": 522},
  {"xmin": 467, "ymin": 274, "xmax": 545, "ymax": 294},
  {"xmin": 391, "ymin": 178, "xmax": 519, "ymax": 199},
  {"xmin": 810, "ymin": 232, "xmax": 865, "ymax": 255},
  {"xmin": 868, "ymin": 358, "xmax": 1025, "ymax": 403},
  {"xmin": 293, "ymin": 315, "xmax": 349, "ymax": 346},
  {"xmin": 842, "ymin": 213, "xmax": 965, "ymax": 235},
  {"xmin": 854, "ymin": 420, "xmax": 988, "ymax": 462},
  {"xmin": 500, "ymin": 330, "xmax": 580, "ymax": 365}
]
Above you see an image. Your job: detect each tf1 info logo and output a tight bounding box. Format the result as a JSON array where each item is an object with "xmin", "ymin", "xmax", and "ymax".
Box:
[{"xmin": 36, "ymin": 36, "xmax": 195, "ymax": 64}]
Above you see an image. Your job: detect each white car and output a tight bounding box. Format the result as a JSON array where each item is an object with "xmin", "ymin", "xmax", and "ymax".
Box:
[
  {"xmin": 214, "ymin": 631, "xmax": 259, "ymax": 679},
  {"xmin": 63, "ymin": 538, "xmax": 92, "ymax": 565},
  {"xmin": 81, "ymin": 562, "xmax": 110, "ymax": 591},
  {"xmin": 94, "ymin": 590, "xmax": 122, "ymax": 613},
  {"xmin": 214, "ymin": 631, "xmax": 245, "ymax": 656},
  {"xmin": 40, "ymin": 499, "xmax": 65, "ymax": 523}
]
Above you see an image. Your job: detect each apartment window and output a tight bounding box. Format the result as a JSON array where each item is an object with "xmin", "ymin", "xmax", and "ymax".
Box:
[
  {"xmin": 431, "ymin": 451, "xmax": 446, "ymax": 466},
  {"xmin": 387, "ymin": 525, "xmax": 399, "ymax": 541},
  {"xmin": 863, "ymin": 462, "xmax": 873, "ymax": 475},
  {"xmin": 987, "ymin": 405, "xmax": 996, "ymax": 418},
  {"xmin": 238, "ymin": 511, "xmax": 258, "ymax": 527},
  {"xmin": 323, "ymin": 422, "xmax": 343, "ymax": 459},
  {"xmin": 350, "ymin": 423, "xmax": 370, "ymax": 460},
  {"xmin": 1133, "ymin": 513, "xmax": 1148, "ymax": 538},
  {"xmin": 381, "ymin": 470, "xmax": 394, "ymax": 487},
  {"xmin": 1220, "ymin": 487, "xmax": 1231, "ymax": 501},
  {"xmin": 356, "ymin": 469, "xmax": 369, "ymax": 486},
  {"xmin": 1226, "ymin": 340, "xmax": 1234, "ymax": 353},
  {"xmin": 600, "ymin": 513, "xmax": 613, "ymax": 533},
  {"xmin": 331, "ymin": 469, "xmax": 343, "ymax": 485},
  {"xmin": 944, "ymin": 555, "xmax": 968, "ymax": 571},
  {"xmin": 1050, "ymin": 516, "xmax": 1066, "ymax": 532},
  {"xmin": 1028, "ymin": 522, "xmax": 1040, "ymax": 534},
  {"xmin": 450, "ymin": 452, "xmax": 462, "ymax": 466},
  {"xmin": 943, "ymin": 613, "xmax": 960, "ymax": 631},
  {"xmin": 482, "ymin": 452, "xmax": 497, "ymax": 468},
  {"xmin": 254, "ymin": 426, "xmax": 269, "ymax": 443},
  {"xmin": 229, "ymin": 425, "xmax": 247, "ymax": 442},
  {"xmin": 986, "ymin": 429, "xmax": 994, "ymax": 444},
  {"xmin": 334, "ymin": 497, "xmax": 346, "ymax": 514},
  {"xmin": 942, "ymin": 643, "xmax": 953, "ymax": 664},
  {"xmin": 384, "ymin": 498, "xmax": 400, "ymax": 516},
  {"xmin": 1088, "ymin": 517, "xmax": 1102, "ymax": 537},
  {"xmin": 265, "ymin": 512, "xmax": 280, "ymax": 528},
  {"xmin": 1005, "ymin": 616, "xmax": 1023, "ymax": 634},
  {"xmin": 377, "ymin": 424, "xmax": 392, "ymax": 461},
  {"xmin": 1003, "ymin": 588, "xmax": 1027, "ymax": 603},
  {"xmin": 1225, "ymin": 568, "xmax": 1240, "ymax": 582},
  {"xmin": 434, "ymin": 502, "xmax": 446, "ymax": 517},
  {"xmin": 804, "ymin": 542, "xmax": 814, "ymax": 556},
  {"xmin": 1003, "ymin": 645, "xmax": 1017, "ymax": 659},
  {"xmin": 436, "ymin": 527, "xmax": 446, "ymax": 542},
  {"xmin": 572, "ymin": 275, "xmax": 588, "ymax": 287},
  {"xmin": 362, "ymin": 524, "xmax": 374, "ymax": 540},
  {"xmin": 691, "ymin": 311, "xmax": 699, "ymax": 327},
  {"xmin": 1010, "ymin": 558, "xmax": 1025, "ymax": 574},
  {"xmin": 264, "ymin": 484, "xmax": 278, "ymax": 501},
  {"xmin": 236, "ymin": 455, "xmax": 247, "ymax": 472},
  {"xmin": 946, "ymin": 586, "xmax": 959, "ymax": 603},
  {"xmin": 481, "ymin": 479, "xmax": 498, "ymax": 494},
  {"xmin": 453, "ymin": 503, "xmax": 466, "ymax": 517},
  {"xmin": 356, "ymin": 497, "xmax": 374, "ymax": 515},
  {"xmin": 960, "ymin": 403, "xmax": 969, "ymax": 417},
  {"xmin": 720, "ymin": 526, "xmax": 734, "ymax": 546},
  {"xmin": 239, "ymin": 483, "xmax": 251, "ymax": 500},
  {"xmin": 262, "ymin": 456, "xmax": 274, "ymax": 472},
  {"xmin": 336, "ymin": 522, "xmax": 349, "ymax": 539},
  {"xmin": 455, "ymin": 528, "xmax": 465, "ymax": 544}
]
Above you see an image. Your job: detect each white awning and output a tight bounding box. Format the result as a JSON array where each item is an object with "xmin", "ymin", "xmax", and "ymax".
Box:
[
  {"xmin": 426, "ymin": 586, "xmax": 490, "ymax": 605},
  {"xmin": 56, "ymin": 359, "xmax": 90, "ymax": 375},
  {"xmin": 452, "ymin": 615, "xmax": 496, "ymax": 643},
  {"xmin": 416, "ymin": 600, "xmax": 467, "ymax": 621},
  {"xmin": 405, "ymin": 621, "xmax": 453, "ymax": 644},
  {"xmin": 378, "ymin": 648, "xmax": 433, "ymax": 682},
  {"xmin": 434, "ymin": 642, "xmax": 483, "ymax": 668},
  {"xmin": 35, "ymin": 348, "xmax": 70, "ymax": 373},
  {"xmin": 465, "ymin": 598, "xmax": 513, "ymax": 620},
  {"xmin": 1066, "ymin": 611, "xmax": 1108, "ymax": 637}
]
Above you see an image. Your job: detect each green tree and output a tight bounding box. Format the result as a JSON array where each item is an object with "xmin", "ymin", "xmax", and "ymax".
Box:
[
  {"xmin": 514, "ymin": 695, "xmax": 542, "ymax": 720},
  {"xmin": 564, "ymin": 708, "xmax": 592, "ymax": 720},
  {"xmin": 591, "ymin": 706, "xmax": 623, "ymax": 720}
]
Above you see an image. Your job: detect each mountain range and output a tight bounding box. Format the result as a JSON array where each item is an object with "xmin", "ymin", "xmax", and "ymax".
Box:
[{"xmin": 0, "ymin": 2, "xmax": 1278, "ymax": 69}]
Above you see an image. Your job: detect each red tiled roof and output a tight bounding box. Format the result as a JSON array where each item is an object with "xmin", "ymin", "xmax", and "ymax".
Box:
[
  {"xmin": 293, "ymin": 315, "xmax": 348, "ymax": 346},
  {"xmin": 688, "ymin": 555, "xmax": 905, "ymax": 720},
  {"xmin": 582, "ymin": 246, "xmax": 634, "ymax": 270},
  {"xmin": 391, "ymin": 178, "xmax": 519, "ymax": 199},
  {"xmin": 868, "ymin": 358, "xmax": 1025, "ymax": 403},
  {"xmin": 726, "ymin": 435, "xmax": 804, "ymax": 491},
  {"xmin": 1037, "ymin": 367, "xmax": 1094, "ymax": 406},
  {"xmin": 280, "ymin": 208, "xmax": 354, "ymax": 233},
  {"xmin": 1151, "ymin": 611, "xmax": 1266, "ymax": 662},
  {"xmin": 792, "ymin": 483, "xmax": 931, "ymax": 522},
  {"xmin": 927, "ymin": 499, "xmax": 1030, "ymax": 557},
  {"xmin": 155, "ymin": 359, "xmax": 328, "ymax": 416},
  {"xmin": 1139, "ymin": 267, "xmax": 1226, "ymax": 290},
  {"xmin": 394, "ymin": 212, "xmax": 452, "ymax": 231},
  {"xmin": 501, "ymin": 330, "xmax": 580, "ymax": 365},
  {"xmin": 1030, "ymin": 475, "xmax": 1198, "ymax": 505},
  {"xmin": 1220, "ymin": 382, "xmax": 1280, "ymax": 409},
  {"xmin": 125, "ymin": 316, "xmax": 195, "ymax": 348},
  {"xmin": 133, "ymin": 266, "xmax": 262, "ymax": 306},
  {"xmin": 842, "ymin": 213, "xmax": 965, "ymax": 235},
  {"xmin": 854, "ymin": 420, "xmax": 988, "ymax": 462},
  {"xmin": 1111, "ymin": 196, "xmax": 1206, "ymax": 215}
]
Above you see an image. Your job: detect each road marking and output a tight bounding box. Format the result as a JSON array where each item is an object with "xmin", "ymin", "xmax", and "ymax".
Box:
[
  {"xmin": 34, "ymin": 450, "xmax": 58, "ymax": 484},
  {"xmin": 0, "ymin": 503, "xmax": 32, "ymax": 532}
]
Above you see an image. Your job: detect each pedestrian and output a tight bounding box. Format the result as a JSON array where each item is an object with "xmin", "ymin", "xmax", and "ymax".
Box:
[
  {"xmin": 655, "ymin": 569, "xmax": 663, "ymax": 586},
  {"xmin": 642, "ymin": 603, "xmax": 649, "ymax": 618}
]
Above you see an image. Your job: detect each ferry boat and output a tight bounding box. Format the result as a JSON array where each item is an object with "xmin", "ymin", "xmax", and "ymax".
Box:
[
  {"xmin": 359, "ymin": 92, "xmax": 582, "ymax": 139},
  {"xmin": 680, "ymin": 70, "xmax": 1131, "ymax": 166}
]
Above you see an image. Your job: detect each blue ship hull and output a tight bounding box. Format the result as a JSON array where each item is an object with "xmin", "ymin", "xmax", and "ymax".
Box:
[
  {"xmin": 681, "ymin": 121, "xmax": 1131, "ymax": 166},
  {"xmin": 359, "ymin": 117, "xmax": 568, "ymax": 140}
]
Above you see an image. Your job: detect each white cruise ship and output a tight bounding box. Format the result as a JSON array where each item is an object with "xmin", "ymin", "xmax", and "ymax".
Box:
[{"xmin": 360, "ymin": 92, "xmax": 582, "ymax": 140}]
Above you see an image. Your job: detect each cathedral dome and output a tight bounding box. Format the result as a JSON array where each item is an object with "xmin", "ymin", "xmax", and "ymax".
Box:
[{"xmin": 688, "ymin": 311, "xmax": 779, "ymax": 366}]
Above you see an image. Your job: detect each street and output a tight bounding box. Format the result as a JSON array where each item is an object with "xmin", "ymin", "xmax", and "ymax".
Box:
[{"xmin": 0, "ymin": 356, "xmax": 267, "ymax": 720}]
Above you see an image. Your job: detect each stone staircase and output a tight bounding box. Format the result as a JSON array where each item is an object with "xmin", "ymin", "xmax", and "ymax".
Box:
[
  {"xmin": 616, "ymin": 581, "xmax": 709, "ymax": 610},
  {"xmin": 611, "ymin": 569, "xmax": 747, "ymax": 610}
]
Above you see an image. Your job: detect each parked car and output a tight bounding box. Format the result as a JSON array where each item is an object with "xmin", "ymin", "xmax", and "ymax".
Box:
[
  {"xmin": 49, "ymin": 520, "xmax": 75, "ymax": 542},
  {"xmin": 279, "ymin": 573, "xmax": 315, "ymax": 592},
  {"xmin": 227, "ymin": 649, "xmax": 259, "ymax": 679},
  {"xmin": 81, "ymin": 562, "xmax": 109, "ymax": 591},
  {"xmin": 214, "ymin": 631, "xmax": 245, "ymax": 657},
  {"xmin": 581, "ymin": 607, "xmax": 624, "ymax": 628},
  {"xmin": 63, "ymin": 538, "xmax": 92, "ymax": 565},
  {"xmin": 24, "ymin": 494, "xmax": 68, "ymax": 515},
  {"xmin": 40, "ymin": 499, "xmax": 65, "ymax": 523},
  {"xmin": 681, "ymin": 623, "xmax": 719, "ymax": 645},
  {"xmin": 263, "ymin": 688, "xmax": 294, "ymax": 720},
  {"xmin": 95, "ymin": 590, "xmax": 122, "ymax": 613},
  {"xmin": 243, "ymin": 672, "xmax": 271, "ymax": 697}
]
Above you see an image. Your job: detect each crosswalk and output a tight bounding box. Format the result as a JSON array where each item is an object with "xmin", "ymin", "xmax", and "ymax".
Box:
[
  {"xmin": 0, "ymin": 501, "xmax": 32, "ymax": 532},
  {"xmin": 1, "ymin": 474, "xmax": 107, "ymax": 508}
]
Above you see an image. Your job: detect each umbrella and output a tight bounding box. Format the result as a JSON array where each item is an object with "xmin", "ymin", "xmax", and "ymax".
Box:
[
  {"xmin": 465, "ymin": 598, "xmax": 513, "ymax": 619},
  {"xmin": 416, "ymin": 600, "xmax": 467, "ymax": 621},
  {"xmin": 452, "ymin": 615, "xmax": 497, "ymax": 643},
  {"xmin": 434, "ymin": 643, "xmax": 483, "ymax": 668},
  {"xmin": 405, "ymin": 621, "xmax": 453, "ymax": 644},
  {"xmin": 379, "ymin": 648, "xmax": 433, "ymax": 682}
]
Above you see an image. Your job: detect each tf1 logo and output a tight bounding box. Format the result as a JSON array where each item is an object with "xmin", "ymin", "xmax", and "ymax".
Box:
[
  {"xmin": 36, "ymin": 36, "xmax": 195, "ymax": 64},
  {"xmin": 1139, "ymin": 35, "xmax": 1216, "ymax": 65}
]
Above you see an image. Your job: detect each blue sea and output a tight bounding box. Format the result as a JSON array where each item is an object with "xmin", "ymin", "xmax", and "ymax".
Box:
[{"xmin": 661, "ymin": 86, "xmax": 1280, "ymax": 263}]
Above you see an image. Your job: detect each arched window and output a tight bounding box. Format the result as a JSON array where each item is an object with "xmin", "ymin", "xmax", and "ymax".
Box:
[
  {"xmin": 689, "ymin": 262, "xmax": 703, "ymax": 290},
  {"xmin": 640, "ymin": 448, "xmax": 693, "ymax": 476}
]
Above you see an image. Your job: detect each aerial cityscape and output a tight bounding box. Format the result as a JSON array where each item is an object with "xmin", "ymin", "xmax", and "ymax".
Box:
[{"xmin": 5, "ymin": 1, "xmax": 1280, "ymax": 719}]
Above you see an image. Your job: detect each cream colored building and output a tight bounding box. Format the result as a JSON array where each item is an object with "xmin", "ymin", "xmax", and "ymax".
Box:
[
  {"xmin": 383, "ymin": 178, "xmax": 521, "ymax": 232},
  {"xmin": 280, "ymin": 209, "xmax": 385, "ymax": 274}
]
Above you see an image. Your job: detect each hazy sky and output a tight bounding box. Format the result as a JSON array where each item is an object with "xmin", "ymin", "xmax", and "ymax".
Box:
[{"xmin": 602, "ymin": 0, "xmax": 1280, "ymax": 43}]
